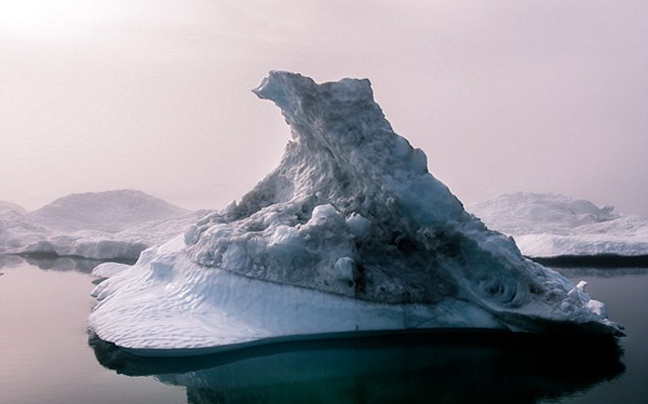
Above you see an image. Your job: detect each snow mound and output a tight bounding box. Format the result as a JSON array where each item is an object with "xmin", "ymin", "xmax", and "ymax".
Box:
[
  {"xmin": 28, "ymin": 189, "xmax": 188, "ymax": 233},
  {"xmin": 469, "ymin": 193, "xmax": 648, "ymax": 258},
  {"xmin": 89, "ymin": 72, "xmax": 622, "ymax": 354}
]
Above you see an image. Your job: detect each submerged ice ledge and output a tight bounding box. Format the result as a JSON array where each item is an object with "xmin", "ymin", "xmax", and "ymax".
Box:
[{"xmin": 89, "ymin": 72, "xmax": 623, "ymax": 355}]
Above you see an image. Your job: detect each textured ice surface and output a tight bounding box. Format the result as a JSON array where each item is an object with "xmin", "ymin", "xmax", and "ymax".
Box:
[
  {"xmin": 89, "ymin": 72, "xmax": 622, "ymax": 354},
  {"xmin": 0, "ymin": 190, "xmax": 203, "ymax": 260},
  {"xmin": 91, "ymin": 236, "xmax": 506, "ymax": 352},
  {"xmin": 469, "ymin": 193, "xmax": 648, "ymax": 258}
]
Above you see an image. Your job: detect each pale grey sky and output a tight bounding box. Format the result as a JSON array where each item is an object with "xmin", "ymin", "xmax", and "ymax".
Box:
[{"xmin": 1, "ymin": 1, "xmax": 647, "ymax": 216}]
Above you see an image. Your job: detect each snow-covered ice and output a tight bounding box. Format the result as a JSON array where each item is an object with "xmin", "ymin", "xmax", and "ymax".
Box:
[
  {"xmin": 92, "ymin": 262, "xmax": 134, "ymax": 278},
  {"xmin": 0, "ymin": 190, "xmax": 205, "ymax": 260},
  {"xmin": 89, "ymin": 72, "xmax": 623, "ymax": 355},
  {"xmin": 468, "ymin": 193, "xmax": 648, "ymax": 258}
]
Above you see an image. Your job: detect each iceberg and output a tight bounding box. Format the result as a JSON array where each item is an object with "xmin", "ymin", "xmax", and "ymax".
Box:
[
  {"xmin": 0, "ymin": 209, "xmax": 52, "ymax": 253},
  {"xmin": 89, "ymin": 72, "xmax": 622, "ymax": 355},
  {"xmin": 0, "ymin": 190, "xmax": 205, "ymax": 260},
  {"xmin": 469, "ymin": 193, "xmax": 648, "ymax": 260},
  {"xmin": 28, "ymin": 189, "xmax": 189, "ymax": 233},
  {"xmin": 0, "ymin": 200, "xmax": 27, "ymax": 214}
]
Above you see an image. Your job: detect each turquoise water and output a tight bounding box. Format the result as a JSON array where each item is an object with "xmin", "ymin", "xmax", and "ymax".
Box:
[{"xmin": 0, "ymin": 256, "xmax": 646, "ymax": 403}]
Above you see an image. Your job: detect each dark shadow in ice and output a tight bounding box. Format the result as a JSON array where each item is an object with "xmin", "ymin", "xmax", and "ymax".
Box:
[
  {"xmin": 89, "ymin": 330, "xmax": 624, "ymax": 404},
  {"xmin": 532, "ymin": 254, "xmax": 648, "ymax": 268}
]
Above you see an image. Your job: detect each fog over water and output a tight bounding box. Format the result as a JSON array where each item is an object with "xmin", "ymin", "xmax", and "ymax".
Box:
[{"xmin": 1, "ymin": 1, "xmax": 647, "ymax": 216}]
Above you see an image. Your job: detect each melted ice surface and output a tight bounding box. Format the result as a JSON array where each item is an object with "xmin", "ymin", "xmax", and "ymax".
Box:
[
  {"xmin": 469, "ymin": 193, "xmax": 648, "ymax": 258},
  {"xmin": 89, "ymin": 72, "xmax": 622, "ymax": 354}
]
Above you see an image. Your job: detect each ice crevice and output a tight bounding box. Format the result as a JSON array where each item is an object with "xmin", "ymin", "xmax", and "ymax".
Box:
[{"xmin": 89, "ymin": 71, "xmax": 623, "ymax": 354}]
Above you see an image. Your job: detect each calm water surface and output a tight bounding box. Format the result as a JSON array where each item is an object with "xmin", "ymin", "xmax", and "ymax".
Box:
[
  {"xmin": 0, "ymin": 256, "xmax": 646, "ymax": 404},
  {"xmin": 0, "ymin": 257, "xmax": 185, "ymax": 404}
]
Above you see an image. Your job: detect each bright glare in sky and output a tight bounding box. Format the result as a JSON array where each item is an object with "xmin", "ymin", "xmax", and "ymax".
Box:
[
  {"xmin": 0, "ymin": 0, "xmax": 140, "ymax": 43},
  {"xmin": 1, "ymin": 1, "xmax": 79, "ymax": 39}
]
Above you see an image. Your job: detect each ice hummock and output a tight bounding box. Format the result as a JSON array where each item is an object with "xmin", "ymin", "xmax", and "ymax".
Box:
[
  {"xmin": 468, "ymin": 193, "xmax": 648, "ymax": 258},
  {"xmin": 89, "ymin": 72, "xmax": 623, "ymax": 355}
]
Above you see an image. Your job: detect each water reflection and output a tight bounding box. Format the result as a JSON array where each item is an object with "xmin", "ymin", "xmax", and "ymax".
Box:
[
  {"xmin": 18, "ymin": 255, "xmax": 135, "ymax": 273},
  {"xmin": 532, "ymin": 254, "xmax": 648, "ymax": 268},
  {"xmin": 90, "ymin": 331, "xmax": 624, "ymax": 404},
  {"xmin": 553, "ymin": 266, "xmax": 648, "ymax": 279},
  {"xmin": 0, "ymin": 254, "xmax": 24, "ymax": 270}
]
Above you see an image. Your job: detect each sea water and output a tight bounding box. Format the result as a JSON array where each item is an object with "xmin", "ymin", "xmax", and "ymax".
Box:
[{"xmin": 0, "ymin": 256, "xmax": 645, "ymax": 404}]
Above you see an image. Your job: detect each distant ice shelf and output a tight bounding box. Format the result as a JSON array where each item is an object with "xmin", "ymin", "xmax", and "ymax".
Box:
[{"xmin": 88, "ymin": 72, "xmax": 623, "ymax": 355}]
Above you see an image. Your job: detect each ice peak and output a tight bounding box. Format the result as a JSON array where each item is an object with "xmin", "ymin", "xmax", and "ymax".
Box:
[
  {"xmin": 252, "ymin": 71, "xmax": 375, "ymax": 120},
  {"xmin": 244, "ymin": 71, "xmax": 464, "ymax": 227},
  {"xmin": 252, "ymin": 71, "xmax": 390, "ymax": 148}
]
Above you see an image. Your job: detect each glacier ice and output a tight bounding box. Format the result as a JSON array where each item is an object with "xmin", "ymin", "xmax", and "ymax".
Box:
[
  {"xmin": 89, "ymin": 72, "xmax": 623, "ymax": 355},
  {"xmin": 469, "ymin": 192, "xmax": 648, "ymax": 258}
]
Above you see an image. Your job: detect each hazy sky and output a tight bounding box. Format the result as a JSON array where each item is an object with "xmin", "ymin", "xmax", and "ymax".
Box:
[{"xmin": 1, "ymin": 1, "xmax": 647, "ymax": 216}]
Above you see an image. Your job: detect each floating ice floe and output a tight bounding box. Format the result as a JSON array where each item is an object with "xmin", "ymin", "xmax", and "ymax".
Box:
[
  {"xmin": 468, "ymin": 192, "xmax": 648, "ymax": 259},
  {"xmin": 89, "ymin": 72, "xmax": 623, "ymax": 356}
]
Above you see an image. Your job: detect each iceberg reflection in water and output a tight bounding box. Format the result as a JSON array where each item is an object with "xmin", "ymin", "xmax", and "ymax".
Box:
[{"xmin": 90, "ymin": 331, "xmax": 623, "ymax": 404}]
